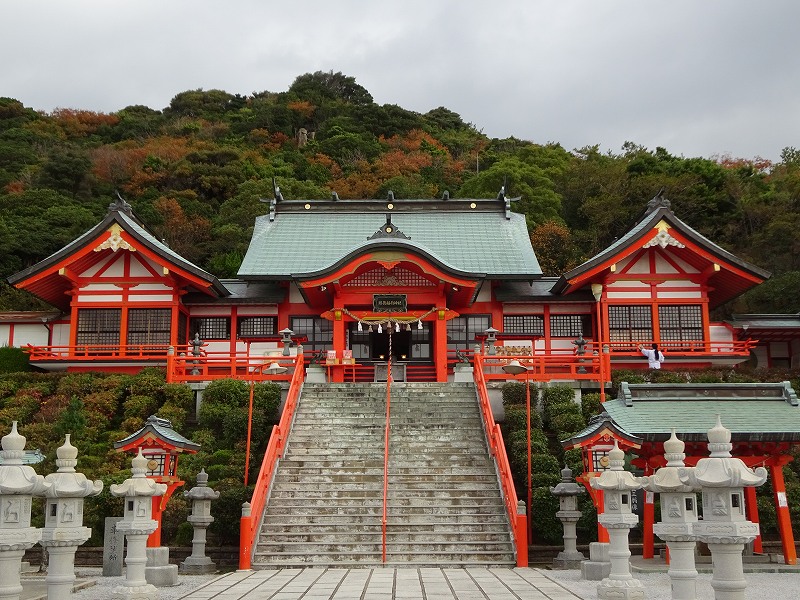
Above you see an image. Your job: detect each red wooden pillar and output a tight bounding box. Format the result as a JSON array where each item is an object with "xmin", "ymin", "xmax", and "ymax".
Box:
[
  {"xmin": 771, "ymin": 461, "xmax": 797, "ymax": 565},
  {"xmin": 642, "ymin": 490, "xmax": 655, "ymax": 559},
  {"xmin": 332, "ymin": 309, "xmax": 345, "ymax": 383},
  {"xmin": 745, "ymin": 485, "xmax": 762, "ymax": 553},
  {"xmin": 435, "ymin": 314, "xmax": 448, "ymax": 382}
]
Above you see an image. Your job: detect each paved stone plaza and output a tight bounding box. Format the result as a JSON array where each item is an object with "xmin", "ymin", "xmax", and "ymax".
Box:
[{"xmin": 180, "ymin": 568, "xmax": 580, "ymax": 600}]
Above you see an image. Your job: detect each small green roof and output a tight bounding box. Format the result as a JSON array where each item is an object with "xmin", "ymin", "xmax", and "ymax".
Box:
[
  {"xmin": 114, "ymin": 415, "xmax": 200, "ymax": 452},
  {"xmin": 603, "ymin": 382, "xmax": 800, "ymax": 442},
  {"xmin": 238, "ymin": 198, "xmax": 541, "ymax": 279}
]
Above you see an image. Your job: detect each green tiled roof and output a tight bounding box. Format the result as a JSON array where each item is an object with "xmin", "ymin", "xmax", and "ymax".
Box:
[
  {"xmin": 238, "ymin": 206, "xmax": 541, "ymax": 279},
  {"xmin": 114, "ymin": 415, "xmax": 200, "ymax": 452},
  {"xmin": 603, "ymin": 382, "xmax": 800, "ymax": 442}
]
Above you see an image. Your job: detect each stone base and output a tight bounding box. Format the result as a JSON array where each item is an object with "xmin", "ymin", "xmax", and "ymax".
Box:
[
  {"xmin": 179, "ymin": 557, "xmax": 217, "ymax": 574},
  {"xmin": 582, "ymin": 560, "xmax": 612, "ymax": 580},
  {"xmin": 453, "ymin": 366, "xmax": 474, "ymax": 382},
  {"xmin": 145, "ymin": 547, "xmax": 179, "ymax": 587},
  {"xmin": 581, "ymin": 542, "xmax": 611, "ymax": 580},
  {"xmin": 597, "ymin": 578, "xmax": 645, "ymax": 600},
  {"xmin": 305, "ymin": 367, "xmax": 326, "ymax": 383},
  {"xmin": 553, "ymin": 550, "xmax": 586, "ymax": 570},
  {"xmin": 112, "ymin": 583, "xmax": 158, "ymax": 600}
]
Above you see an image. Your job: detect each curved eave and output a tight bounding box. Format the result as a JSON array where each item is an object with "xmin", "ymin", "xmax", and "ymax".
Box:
[
  {"xmin": 280, "ymin": 239, "xmax": 489, "ymax": 283},
  {"xmin": 551, "ymin": 207, "xmax": 770, "ymax": 300},
  {"xmin": 9, "ymin": 211, "xmax": 229, "ymax": 302}
]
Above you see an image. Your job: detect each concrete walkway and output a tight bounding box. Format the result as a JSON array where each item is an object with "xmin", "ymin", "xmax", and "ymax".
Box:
[{"xmin": 181, "ymin": 568, "xmax": 581, "ymax": 600}]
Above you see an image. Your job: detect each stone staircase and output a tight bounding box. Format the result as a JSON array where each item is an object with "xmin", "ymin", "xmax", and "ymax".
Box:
[{"xmin": 252, "ymin": 382, "xmax": 516, "ymax": 567}]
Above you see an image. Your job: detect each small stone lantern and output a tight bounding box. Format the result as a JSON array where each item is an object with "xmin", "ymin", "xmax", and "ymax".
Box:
[
  {"xmin": 590, "ymin": 440, "xmax": 646, "ymax": 600},
  {"xmin": 109, "ymin": 449, "xmax": 167, "ymax": 600},
  {"xmin": 680, "ymin": 416, "xmax": 767, "ymax": 600},
  {"xmin": 484, "ymin": 327, "xmax": 499, "ymax": 355},
  {"xmin": 550, "ymin": 465, "xmax": 586, "ymax": 569},
  {"xmin": 0, "ymin": 421, "xmax": 50, "ymax": 600},
  {"xmin": 180, "ymin": 469, "xmax": 220, "ymax": 573},
  {"xmin": 644, "ymin": 430, "xmax": 699, "ymax": 600},
  {"xmin": 40, "ymin": 434, "xmax": 103, "ymax": 600}
]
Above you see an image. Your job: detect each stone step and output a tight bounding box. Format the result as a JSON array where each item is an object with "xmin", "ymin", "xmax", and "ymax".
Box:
[{"xmin": 258, "ymin": 522, "xmax": 506, "ymax": 536}]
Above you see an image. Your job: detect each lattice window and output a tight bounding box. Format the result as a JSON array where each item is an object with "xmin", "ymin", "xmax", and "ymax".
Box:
[
  {"xmin": 190, "ymin": 317, "xmax": 230, "ymax": 340},
  {"xmin": 177, "ymin": 313, "xmax": 188, "ymax": 345},
  {"xmin": 344, "ymin": 267, "xmax": 435, "ymax": 287},
  {"xmin": 550, "ymin": 314, "xmax": 592, "ymax": 338},
  {"xmin": 76, "ymin": 309, "xmax": 121, "ymax": 346},
  {"xmin": 127, "ymin": 308, "xmax": 171, "ymax": 346},
  {"xmin": 608, "ymin": 305, "xmax": 653, "ymax": 346},
  {"xmin": 658, "ymin": 305, "xmax": 703, "ymax": 347},
  {"xmin": 237, "ymin": 316, "xmax": 278, "ymax": 338},
  {"xmin": 503, "ymin": 315, "xmax": 544, "ymax": 336},
  {"xmin": 447, "ymin": 315, "xmax": 490, "ymax": 352},
  {"xmin": 291, "ymin": 316, "xmax": 333, "ymax": 352}
]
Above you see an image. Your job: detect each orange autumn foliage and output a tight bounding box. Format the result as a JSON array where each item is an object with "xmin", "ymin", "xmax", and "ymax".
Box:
[{"xmin": 50, "ymin": 108, "xmax": 120, "ymax": 137}]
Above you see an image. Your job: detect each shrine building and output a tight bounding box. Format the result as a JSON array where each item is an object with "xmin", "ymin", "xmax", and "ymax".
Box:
[{"xmin": 1, "ymin": 189, "xmax": 783, "ymax": 381}]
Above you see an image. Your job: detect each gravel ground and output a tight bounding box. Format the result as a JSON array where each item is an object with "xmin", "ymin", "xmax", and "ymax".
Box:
[{"xmin": 69, "ymin": 567, "xmax": 221, "ymax": 600}]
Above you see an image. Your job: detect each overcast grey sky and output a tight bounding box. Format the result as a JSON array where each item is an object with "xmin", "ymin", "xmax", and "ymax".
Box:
[{"xmin": 2, "ymin": 1, "xmax": 798, "ymax": 162}]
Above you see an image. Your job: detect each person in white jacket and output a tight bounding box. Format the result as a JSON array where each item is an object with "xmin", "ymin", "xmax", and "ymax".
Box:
[{"xmin": 639, "ymin": 343, "xmax": 665, "ymax": 369}]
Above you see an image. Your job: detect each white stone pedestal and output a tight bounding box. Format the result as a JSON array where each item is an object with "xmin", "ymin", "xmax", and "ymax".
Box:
[
  {"xmin": 113, "ymin": 530, "xmax": 157, "ymax": 600},
  {"xmin": 597, "ymin": 523, "xmax": 644, "ymax": 600},
  {"xmin": 581, "ymin": 542, "xmax": 611, "ymax": 580},
  {"xmin": 145, "ymin": 547, "xmax": 179, "ymax": 587}
]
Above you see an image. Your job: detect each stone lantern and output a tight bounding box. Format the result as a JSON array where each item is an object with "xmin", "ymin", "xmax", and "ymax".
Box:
[
  {"xmin": 0, "ymin": 421, "xmax": 50, "ymax": 600},
  {"xmin": 109, "ymin": 449, "xmax": 167, "ymax": 600},
  {"xmin": 550, "ymin": 465, "xmax": 586, "ymax": 569},
  {"xmin": 40, "ymin": 434, "xmax": 103, "ymax": 600},
  {"xmin": 643, "ymin": 430, "xmax": 699, "ymax": 600},
  {"xmin": 179, "ymin": 469, "xmax": 219, "ymax": 574},
  {"xmin": 589, "ymin": 440, "xmax": 646, "ymax": 600},
  {"xmin": 680, "ymin": 416, "xmax": 767, "ymax": 600}
]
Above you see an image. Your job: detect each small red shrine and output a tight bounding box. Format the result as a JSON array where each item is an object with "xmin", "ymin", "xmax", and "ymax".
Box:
[{"xmin": 114, "ymin": 415, "xmax": 200, "ymax": 546}]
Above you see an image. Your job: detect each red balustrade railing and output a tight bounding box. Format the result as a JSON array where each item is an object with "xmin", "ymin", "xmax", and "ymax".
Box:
[
  {"xmin": 238, "ymin": 352, "xmax": 305, "ymax": 570},
  {"xmin": 381, "ymin": 364, "xmax": 393, "ymax": 563},
  {"xmin": 25, "ymin": 343, "xmax": 172, "ymax": 360},
  {"xmin": 473, "ymin": 354, "xmax": 528, "ymax": 567}
]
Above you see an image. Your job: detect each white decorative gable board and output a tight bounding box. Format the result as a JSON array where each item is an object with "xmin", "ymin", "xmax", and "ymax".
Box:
[{"xmin": 475, "ymin": 285, "xmax": 492, "ymax": 303}]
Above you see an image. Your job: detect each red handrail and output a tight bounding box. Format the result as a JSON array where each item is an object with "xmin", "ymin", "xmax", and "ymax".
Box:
[
  {"xmin": 474, "ymin": 354, "xmax": 528, "ymax": 567},
  {"xmin": 238, "ymin": 352, "xmax": 305, "ymax": 570},
  {"xmin": 381, "ymin": 362, "xmax": 393, "ymax": 563}
]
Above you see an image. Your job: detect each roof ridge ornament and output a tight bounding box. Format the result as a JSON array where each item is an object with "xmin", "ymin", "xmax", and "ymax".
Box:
[
  {"xmin": 646, "ymin": 188, "xmax": 672, "ymax": 214},
  {"xmin": 109, "ymin": 191, "xmax": 133, "ymax": 216},
  {"xmin": 368, "ymin": 214, "xmax": 410, "ymax": 240}
]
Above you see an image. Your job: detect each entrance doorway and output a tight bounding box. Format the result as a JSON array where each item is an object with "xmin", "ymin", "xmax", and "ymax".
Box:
[{"xmin": 348, "ymin": 322, "xmax": 432, "ymax": 362}]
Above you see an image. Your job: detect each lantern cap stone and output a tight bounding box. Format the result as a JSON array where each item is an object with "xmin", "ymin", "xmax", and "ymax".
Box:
[
  {"xmin": 2, "ymin": 421, "xmax": 26, "ymax": 458},
  {"xmin": 109, "ymin": 448, "xmax": 168, "ymax": 498},
  {"xmin": 56, "ymin": 433, "xmax": 79, "ymax": 471},
  {"xmin": 550, "ymin": 465, "xmax": 584, "ymax": 496},
  {"xmin": 663, "ymin": 429, "xmax": 686, "ymax": 467},
  {"xmin": 708, "ymin": 415, "xmax": 733, "ymax": 457}
]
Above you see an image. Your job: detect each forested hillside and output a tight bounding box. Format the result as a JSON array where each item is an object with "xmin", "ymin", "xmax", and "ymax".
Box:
[{"xmin": 2, "ymin": 70, "xmax": 798, "ymax": 314}]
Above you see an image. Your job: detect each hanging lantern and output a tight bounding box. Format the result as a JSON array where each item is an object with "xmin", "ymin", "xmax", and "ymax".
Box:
[
  {"xmin": 377, "ymin": 324, "xmax": 382, "ymax": 333},
  {"xmin": 395, "ymin": 322, "xmax": 400, "ymax": 333},
  {"xmin": 368, "ymin": 324, "xmax": 373, "ymax": 333},
  {"xmin": 357, "ymin": 321, "xmax": 363, "ymax": 332}
]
